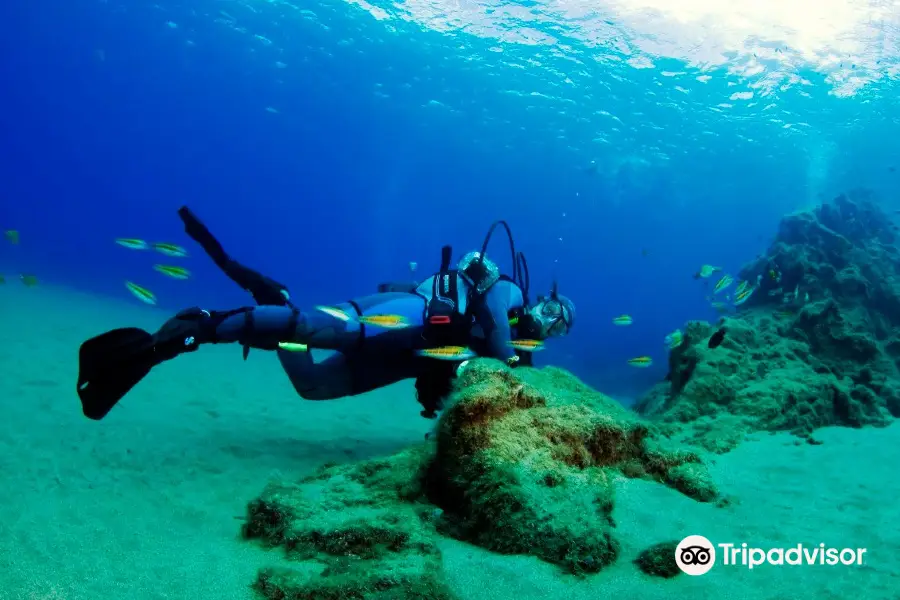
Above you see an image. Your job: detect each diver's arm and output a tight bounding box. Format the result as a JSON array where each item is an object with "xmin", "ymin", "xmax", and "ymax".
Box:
[{"xmin": 474, "ymin": 282, "xmax": 523, "ymax": 364}]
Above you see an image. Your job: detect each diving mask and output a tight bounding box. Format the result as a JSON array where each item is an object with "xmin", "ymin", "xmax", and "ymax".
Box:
[{"xmin": 534, "ymin": 299, "xmax": 571, "ymax": 338}]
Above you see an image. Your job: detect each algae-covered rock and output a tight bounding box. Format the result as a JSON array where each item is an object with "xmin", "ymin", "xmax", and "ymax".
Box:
[
  {"xmin": 242, "ymin": 445, "xmax": 458, "ymax": 600},
  {"xmin": 240, "ymin": 361, "xmax": 717, "ymax": 594},
  {"xmin": 634, "ymin": 541, "xmax": 681, "ymax": 578},
  {"xmin": 636, "ymin": 191, "xmax": 900, "ymax": 451},
  {"xmin": 426, "ymin": 360, "xmax": 717, "ymax": 575}
]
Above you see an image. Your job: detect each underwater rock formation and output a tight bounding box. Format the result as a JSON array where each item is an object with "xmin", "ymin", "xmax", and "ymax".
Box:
[
  {"xmin": 634, "ymin": 540, "xmax": 681, "ymax": 578},
  {"xmin": 243, "ymin": 446, "xmax": 458, "ymax": 600},
  {"xmin": 426, "ymin": 360, "xmax": 716, "ymax": 575},
  {"xmin": 637, "ymin": 190, "xmax": 900, "ymax": 451},
  {"xmin": 240, "ymin": 360, "xmax": 717, "ymax": 597}
]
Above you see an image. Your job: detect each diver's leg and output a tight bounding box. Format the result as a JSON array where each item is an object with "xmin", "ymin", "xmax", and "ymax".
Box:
[
  {"xmin": 212, "ymin": 304, "xmax": 363, "ymax": 351},
  {"xmin": 178, "ymin": 206, "xmax": 291, "ymax": 306},
  {"xmin": 160, "ymin": 292, "xmax": 425, "ymax": 352},
  {"xmin": 277, "ymin": 351, "xmax": 354, "ymax": 400},
  {"xmin": 278, "ymin": 349, "xmax": 418, "ymax": 400}
]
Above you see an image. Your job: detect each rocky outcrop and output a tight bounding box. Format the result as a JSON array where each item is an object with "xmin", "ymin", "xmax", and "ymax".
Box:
[
  {"xmin": 240, "ymin": 360, "xmax": 718, "ymax": 599},
  {"xmin": 636, "ymin": 190, "xmax": 900, "ymax": 451}
]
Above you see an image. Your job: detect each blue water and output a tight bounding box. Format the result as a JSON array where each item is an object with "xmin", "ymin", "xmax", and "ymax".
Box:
[{"xmin": 2, "ymin": 0, "xmax": 899, "ymax": 398}]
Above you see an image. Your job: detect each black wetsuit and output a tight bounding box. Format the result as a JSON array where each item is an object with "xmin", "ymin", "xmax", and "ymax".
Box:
[{"xmin": 210, "ymin": 274, "xmax": 526, "ymax": 401}]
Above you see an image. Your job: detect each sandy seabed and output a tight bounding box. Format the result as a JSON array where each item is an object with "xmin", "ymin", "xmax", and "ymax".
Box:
[{"xmin": 1, "ymin": 285, "xmax": 898, "ymax": 600}]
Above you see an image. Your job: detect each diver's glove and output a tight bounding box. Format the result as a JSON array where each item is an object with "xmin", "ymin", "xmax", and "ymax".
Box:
[{"xmin": 455, "ymin": 360, "xmax": 471, "ymax": 378}]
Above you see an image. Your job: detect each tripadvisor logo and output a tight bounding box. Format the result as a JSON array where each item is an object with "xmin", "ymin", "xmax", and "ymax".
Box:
[
  {"xmin": 675, "ymin": 536, "xmax": 867, "ymax": 575},
  {"xmin": 676, "ymin": 535, "xmax": 716, "ymax": 575}
]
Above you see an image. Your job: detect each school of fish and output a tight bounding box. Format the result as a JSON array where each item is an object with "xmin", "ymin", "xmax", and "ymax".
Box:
[
  {"xmin": 115, "ymin": 237, "xmax": 191, "ymax": 305},
  {"xmin": 3, "ymin": 227, "xmax": 810, "ymax": 371}
]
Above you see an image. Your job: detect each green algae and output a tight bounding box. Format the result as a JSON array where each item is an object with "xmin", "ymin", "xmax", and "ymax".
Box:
[
  {"xmin": 427, "ymin": 361, "xmax": 716, "ymax": 575},
  {"xmin": 634, "ymin": 540, "xmax": 681, "ymax": 578},
  {"xmin": 240, "ymin": 361, "xmax": 718, "ymax": 598},
  {"xmin": 243, "ymin": 445, "xmax": 457, "ymax": 600},
  {"xmin": 636, "ymin": 192, "xmax": 900, "ymax": 452}
]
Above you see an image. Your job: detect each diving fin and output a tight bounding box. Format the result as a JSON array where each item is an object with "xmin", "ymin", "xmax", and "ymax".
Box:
[
  {"xmin": 177, "ymin": 205, "xmax": 292, "ymax": 307},
  {"xmin": 77, "ymin": 327, "xmax": 157, "ymax": 420}
]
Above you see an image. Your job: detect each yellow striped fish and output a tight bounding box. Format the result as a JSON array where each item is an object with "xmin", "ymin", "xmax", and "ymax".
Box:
[
  {"xmin": 694, "ymin": 264, "xmax": 721, "ymax": 279},
  {"xmin": 153, "ymin": 264, "xmax": 191, "ymax": 280},
  {"xmin": 5, "ymin": 230, "xmax": 20, "ymax": 245},
  {"xmin": 506, "ymin": 339, "xmax": 545, "ymax": 352},
  {"xmin": 713, "ymin": 274, "xmax": 734, "ymax": 294},
  {"xmin": 613, "ymin": 314, "xmax": 633, "ymax": 326},
  {"xmin": 19, "ymin": 274, "xmax": 38, "ymax": 287},
  {"xmin": 125, "ymin": 281, "xmax": 156, "ymax": 305},
  {"xmin": 664, "ymin": 330, "xmax": 683, "ymax": 350},
  {"xmin": 116, "ymin": 238, "xmax": 148, "ymax": 250},
  {"xmin": 358, "ymin": 314, "xmax": 410, "ymax": 329},
  {"xmin": 417, "ymin": 346, "xmax": 477, "ymax": 361},
  {"xmin": 151, "ymin": 242, "xmax": 188, "ymax": 257},
  {"xmin": 627, "ymin": 356, "xmax": 653, "ymax": 368},
  {"xmin": 733, "ymin": 285, "xmax": 756, "ymax": 306}
]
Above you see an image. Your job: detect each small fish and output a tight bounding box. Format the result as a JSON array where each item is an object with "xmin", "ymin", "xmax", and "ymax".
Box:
[
  {"xmin": 767, "ymin": 287, "xmax": 783, "ymax": 297},
  {"xmin": 734, "ymin": 280, "xmax": 750, "ymax": 296},
  {"xmin": 316, "ymin": 305, "xmax": 351, "ymax": 321},
  {"xmin": 710, "ymin": 302, "xmax": 731, "ymax": 313},
  {"xmin": 694, "ymin": 265, "xmax": 721, "ymax": 279},
  {"xmin": 116, "ymin": 238, "xmax": 148, "ymax": 250},
  {"xmin": 507, "ymin": 339, "xmax": 545, "ymax": 352},
  {"xmin": 278, "ymin": 342, "xmax": 309, "ymax": 352},
  {"xmin": 804, "ymin": 292, "xmax": 810, "ymax": 303},
  {"xmin": 733, "ymin": 286, "xmax": 755, "ymax": 306},
  {"xmin": 713, "ymin": 275, "xmax": 734, "ymax": 294},
  {"xmin": 153, "ymin": 264, "xmax": 191, "ymax": 280},
  {"xmin": 708, "ymin": 327, "xmax": 726, "ymax": 349},
  {"xmin": 5, "ymin": 230, "xmax": 20, "ymax": 244},
  {"xmin": 409, "ymin": 261, "xmax": 418, "ymax": 273},
  {"xmin": 151, "ymin": 242, "xmax": 188, "ymax": 257},
  {"xmin": 358, "ymin": 314, "xmax": 410, "ymax": 329},
  {"xmin": 627, "ymin": 356, "xmax": 653, "ymax": 367},
  {"xmin": 793, "ymin": 284, "xmax": 799, "ymax": 300},
  {"xmin": 664, "ymin": 329, "xmax": 683, "ymax": 350},
  {"xmin": 19, "ymin": 274, "xmax": 38, "ymax": 287},
  {"xmin": 417, "ymin": 346, "xmax": 477, "ymax": 361},
  {"xmin": 613, "ymin": 314, "xmax": 633, "ymax": 326},
  {"xmin": 0, "ymin": 275, "xmax": 5, "ymax": 284},
  {"xmin": 774, "ymin": 310, "xmax": 795, "ymax": 319},
  {"xmin": 125, "ymin": 281, "xmax": 157, "ymax": 305}
]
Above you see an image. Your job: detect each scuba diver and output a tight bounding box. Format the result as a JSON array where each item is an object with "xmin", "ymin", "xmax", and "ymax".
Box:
[{"xmin": 76, "ymin": 207, "xmax": 576, "ymax": 421}]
